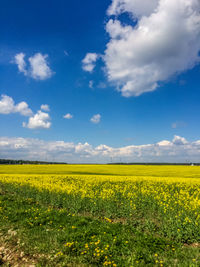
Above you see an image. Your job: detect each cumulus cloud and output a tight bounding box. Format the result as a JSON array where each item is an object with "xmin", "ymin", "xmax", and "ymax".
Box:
[
  {"xmin": 0, "ymin": 95, "xmax": 32, "ymax": 116},
  {"xmin": 0, "ymin": 95, "xmax": 52, "ymax": 129},
  {"xmin": 14, "ymin": 53, "xmax": 27, "ymax": 75},
  {"xmin": 90, "ymin": 114, "xmax": 101, "ymax": 124},
  {"xmin": 41, "ymin": 104, "xmax": 50, "ymax": 112},
  {"xmin": 107, "ymin": 0, "xmax": 159, "ymax": 17},
  {"xmin": 23, "ymin": 110, "xmax": 51, "ymax": 129},
  {"xmin": 13, "ymin": 53, "xmax": 54, "ymax": 80},
  {"xmin": 104, "ymin": 0, "xmax": 200, "ymax": 97},
  {"xmin": 82, "ymin": 53, "xmax": 99, "ymax": 72},
  {"xmin": 0, "ymin": 135, "xmax": 200, "ymax": 163},
  {"xmin": 63, "ymin": 113, "xmax": 73, "ymax": 119},
  {"xmin": 157, "ymin": 140, "xmax": 172, "ymax": 147},
  {"xmin": 28, "ymin": 53, "xmax": 53, "ymax": 80},
  {"xmin": 172, "ymin": 135, "xmax": 188, "ymax": 145}
]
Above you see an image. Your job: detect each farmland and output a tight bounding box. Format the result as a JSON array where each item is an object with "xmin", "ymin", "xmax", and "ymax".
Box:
[{"xmin": 0, "ymin": 165, "xmax": 200, "ymax": 266}]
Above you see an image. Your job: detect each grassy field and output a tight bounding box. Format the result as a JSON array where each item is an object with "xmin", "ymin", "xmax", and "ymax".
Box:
[{"xmin": 0, "ymin": 165, "xmax": 200, "ymax": 266}]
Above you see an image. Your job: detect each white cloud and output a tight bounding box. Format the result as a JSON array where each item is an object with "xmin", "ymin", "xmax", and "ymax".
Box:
[
  {"xmin": 172, "ymin": 135, "xmax": 188, "ymax": 145},
  {"xmin": 157, "ymin": 140, "xmax": 172, "ymax": 146},
  {"xmin": 89, "ymin": 80, "xmax": 94, "ymax": 89},
  {"xmin": 0, "ymin": 95, "xmax": 52, "ymax": 129},
  {"xmin": 28, "ymin": 53, "xmax": 53, "ymax": 80},
  {"xmin": 75, "ymin": 142, "xmax": 93, "ymax": 155},
  {"xmin": 23, "ymin": 110, "xmax": 51, "ymax": 129},
  {"xmin": 63, "ymin": 113, "xmax": 73, "ymax": 119},
  {"xmin": 82, "ymin": 53, "xmax": 99, "ymax": 72},
  {"xmin": 90, "ymin": 114, "xmax": 101, "ymax": 124},
  {"xmin": 107, "ymin": 0, "xmax": 159, "ymax": 18},
  {"xmin": 104, "ymin": 0, "xmax": 200, "ymax": 97},
  {"xmin": 0, "ymin": 95, "xmax": 32, "ymax": 116},
  {"xmin": 13, "ymin": 53, "xmax": 54, "ymax": 80},
  {"xmin": 41, "ymin": 104, "xmax": 50, "ymax": 112},
  {"xmin": 0, "ymin": 135, "xmax": 200, "ymax": 163},
  {"xmin": 15, "ymin": 102, "xmax": 33, "ymax": 116},
  {"xmin": 14, "ymin": 53, "xmax": 27, "ymax": 75},
  {"xmin": 0, "ymin": 95, "xmax": 15, "ymax": 114}
]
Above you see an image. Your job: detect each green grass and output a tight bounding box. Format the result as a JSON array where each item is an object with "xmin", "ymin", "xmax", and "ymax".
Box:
[{"xmin": 0, "ymin": 181, "xmax": 200, "ymax": 266}]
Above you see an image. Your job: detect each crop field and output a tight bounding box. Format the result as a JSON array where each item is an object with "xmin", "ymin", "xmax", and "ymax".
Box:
[{"xmin": 0, "ymin": 165, "xmax": 200, "ymax": 266}]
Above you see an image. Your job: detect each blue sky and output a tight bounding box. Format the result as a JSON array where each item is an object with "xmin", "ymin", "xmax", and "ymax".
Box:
[{"xmin": 0, "ymin": 0, "xmax": 200, "ymax": 163}]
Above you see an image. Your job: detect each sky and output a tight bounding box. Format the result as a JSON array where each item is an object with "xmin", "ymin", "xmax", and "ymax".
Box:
[{"xmin": 0, "ymin": 0, "xmax": 200, "ymax": 163}]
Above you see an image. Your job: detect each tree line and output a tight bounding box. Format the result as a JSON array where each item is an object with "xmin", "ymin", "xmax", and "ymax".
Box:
[{"xmin": 0, "ymin": 159, "xmax": 67, "ymax": 165}]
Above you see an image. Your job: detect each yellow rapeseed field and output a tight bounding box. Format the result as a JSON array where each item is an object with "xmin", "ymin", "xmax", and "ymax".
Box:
[
  {"xmin": 0, "ymin": 164, "xmax": 200, "ymax": 266},
  {"xmin": 0, "ymin": 164, "xmax": 200, "ymax": 214}
]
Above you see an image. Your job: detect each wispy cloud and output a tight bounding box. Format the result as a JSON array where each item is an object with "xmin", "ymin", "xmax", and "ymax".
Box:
[
  {"xmin": 89, "ymin": 80, "xmax": 94, "ymax": 89},
  {"xmin": 64, "ymin": 50, "xmax": 69, "ymax": 56},
  {"xmin": 171, "ymin": 121, "xmax": 187, "ymax": 129}
]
